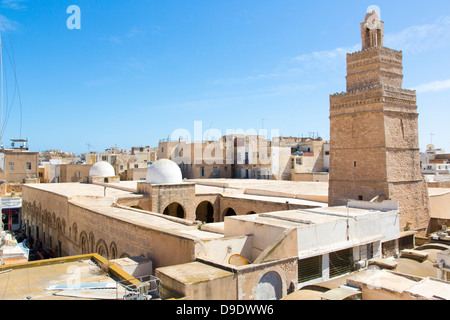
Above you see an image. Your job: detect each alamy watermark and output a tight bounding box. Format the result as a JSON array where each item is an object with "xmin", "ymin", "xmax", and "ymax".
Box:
[
  {"xmin": 165, "ymin": 121, "xmax": 282, "ymax": 167},
  {"xmin": 67, "ymin": 5, "xmax": 81, "ymax": 30}
]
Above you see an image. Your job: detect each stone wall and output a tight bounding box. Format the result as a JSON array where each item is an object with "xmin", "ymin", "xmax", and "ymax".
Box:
[
  {"xmin": 138, "ymin": 182, "xmax": 196, "ymax": 220},
  {"xmin": 428, "ymin": 181, "xmax": 450, "ymax": 188},
  {"xmin": 388, "ymin": 180, "xmax": 430, "ymax": 234},
  {"xmin": 88, "ymin": 176, "xmax": 120, "ymax": 184},
  {"xmin": 329, "ymin": 37, "xmax": 430, "ymax": 232},
  {"xmin": 157, "ymin": 257, "xmax": 297, "ymax": 300},
  {"xmin": 22, "ymin": 185, "xmax": 199, "ymax": 270},
  {"xmin": 291, "ymin": 172, "xmax": 329, "ymax": 182},
  {"xmin": 346, "ymin": 47, "xmax": 403, "ymax": 91},
  {"xmin": 219, "ymin": 196, "xmax": 317, "ymax": 221}
]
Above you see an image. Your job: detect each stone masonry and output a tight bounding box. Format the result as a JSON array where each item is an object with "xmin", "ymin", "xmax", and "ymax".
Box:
[{"xmin": 328, "ymin": 9, "xmax": 430, "ymax": 233}]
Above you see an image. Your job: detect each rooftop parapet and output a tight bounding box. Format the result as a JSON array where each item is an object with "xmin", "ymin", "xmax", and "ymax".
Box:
[{"xmin": 347, "ymin": 199, "xmax": 399, "ymax": 212}]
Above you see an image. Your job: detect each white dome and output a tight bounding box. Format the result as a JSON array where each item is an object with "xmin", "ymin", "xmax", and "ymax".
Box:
[
  {"xmin": 146, "ymin": 159, "xmax": 183, "ymax": 184},
  {"xmin": 89, "ymin": 161, "xmax": 116, "ymax": 177}
]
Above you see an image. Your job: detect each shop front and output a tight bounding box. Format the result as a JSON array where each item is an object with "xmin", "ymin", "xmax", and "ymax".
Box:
[{"xmin": 1, "ymin": 198, "xmax": 22, "ymax": 232}]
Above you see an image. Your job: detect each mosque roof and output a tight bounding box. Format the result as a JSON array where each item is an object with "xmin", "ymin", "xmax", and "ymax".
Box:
[
  {"xmin": 146, "ymin": 159, "xmax": 183, "ymax": 184},
  {"xmin": 89, "ymin": 161, "xmax": 115, "ymax": 177}
]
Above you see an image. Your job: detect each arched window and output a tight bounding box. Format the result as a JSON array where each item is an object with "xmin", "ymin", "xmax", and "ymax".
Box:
[
  {"xmin": 223, "ymin": 208, "xmax": 236, "ymax": 217},
  {"xmin": 109, "ymin": 242, "xmax": 118, "ymax": 260},
  {"xmin": 163, "ymin": 202, "xmax": 185, "ymax": 219},
  {"xmin": 195, "ymin": 201, "xmax": 214, "ymax": 223},
  {"xmin": 256, "ymin": 271, "xmax": 282, "ymax": 300},
  {"xmin": 80, "ymin": 232, "xmax": 89, "ymax": 254},
  {"xmin": 96, "ymin": 239, "xmax": 108, "ymax": 259}
]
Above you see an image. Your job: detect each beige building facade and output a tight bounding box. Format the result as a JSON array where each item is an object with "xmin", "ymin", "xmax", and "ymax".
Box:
[
  {"xmin": 55, "ymin": 164, "xmax": 92, "ymax": 183},
  {"xmin": 0, "ymin": 149, "xmax": 39, "ymax": 184},
  {"xmin": 131, "ymin": 146, "xmax": 157, "ymax": 163},
  {"xmin": 158, "ymin": 135, "xmax": 297, "ymax": 181}
]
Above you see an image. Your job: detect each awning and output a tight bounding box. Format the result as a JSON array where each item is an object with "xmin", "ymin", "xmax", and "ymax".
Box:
[{"xmin": 2, "ymin": 198, "xmax": 22, "ymax": 209}]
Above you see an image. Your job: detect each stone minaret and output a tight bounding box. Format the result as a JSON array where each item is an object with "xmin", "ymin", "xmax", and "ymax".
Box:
[{"xmin": 328, "ymin": 9, "xmax": 430, "ymax": 234}]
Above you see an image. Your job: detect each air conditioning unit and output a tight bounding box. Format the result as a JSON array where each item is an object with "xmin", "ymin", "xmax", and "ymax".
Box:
[{"xmin": 353, "ymin": 260, "xmax": 367, "ymax": 270}]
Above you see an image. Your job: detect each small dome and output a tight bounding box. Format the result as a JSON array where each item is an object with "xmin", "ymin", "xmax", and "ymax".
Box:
[
  {"xmin": 89, "ymin": 161, "xmax": 115, "ymax": 177},
  {"xmin": 146, "ymin": 159, "xmax": 183, "ymax": 184}
]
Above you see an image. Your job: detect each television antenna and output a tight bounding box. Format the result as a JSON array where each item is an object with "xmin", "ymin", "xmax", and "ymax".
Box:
[{"xmin": 86, "ymin": 142, "xmax": 95, "ymax": 152}]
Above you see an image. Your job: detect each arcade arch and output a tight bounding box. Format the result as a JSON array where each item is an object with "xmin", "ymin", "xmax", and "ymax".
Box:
[
  {"xmin": 163, "ymin": 202, "xmax": 185, "ymax": 219},
  {"xmin": 223, "ymin": 207, "xmax": 236, "ymax": 218},
  {"xmin": 195, "ymin": 201, "xmax": 214, "ymax": 223}
]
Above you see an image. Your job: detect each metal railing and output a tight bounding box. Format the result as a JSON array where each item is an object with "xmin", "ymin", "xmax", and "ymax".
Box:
[{"xmin": 116, "ymin": 275, "xmax": 161, "ymax": 300}]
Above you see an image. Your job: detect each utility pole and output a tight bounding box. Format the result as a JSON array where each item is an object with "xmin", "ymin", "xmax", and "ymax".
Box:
[{"xmin": 0, "ymin": 33, "xmax": 3, "ymax": 148}]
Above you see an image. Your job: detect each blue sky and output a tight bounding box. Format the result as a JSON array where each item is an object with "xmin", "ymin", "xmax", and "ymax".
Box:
[{"xmin": 0, "ymin": 0, "xmax": 449, "ymax": 154}]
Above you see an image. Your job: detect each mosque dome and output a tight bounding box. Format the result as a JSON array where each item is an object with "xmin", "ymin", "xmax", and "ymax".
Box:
[
  {"xmin": 89, "ymin": 161, "xmax": 116, "ymax": 177},
  {"xmin": 146, "ymin": 159, "xmax": 183, "ymax": 184}
]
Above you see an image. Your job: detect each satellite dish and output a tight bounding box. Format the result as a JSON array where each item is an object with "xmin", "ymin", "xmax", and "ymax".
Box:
[
  {"xmin": 427, "ymin": 144, "xmax": 435, "ymax": 150},
  {"xmin": 228, "ymin": 254, "xmax": 249, "ymax": 266}
]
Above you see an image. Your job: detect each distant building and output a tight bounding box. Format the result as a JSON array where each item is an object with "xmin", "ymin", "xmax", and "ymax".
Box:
[
  {"xmin": 38, "ymin": 158, "xmax": 70, "ymax": 183},
  {"xmin": 0, "ymin": 139, "xmax": 39, "ymax": 184},
  {"xmin": 287, "ymin": 138, "xmax": 330, "ymax": 182},
  {"xmin": 157, "ymin": 135, "xmax": 330, "ymax": 181},
  {"xmin": 125, "ymin": 146, "xmax": 158, "ymax": 181},
  {"xmin": 54, "ymin": 164, "xmax": 92, "ymax": 183},
  {"xmin": 159, "ymin": 139, "xmax": 233, "ymax": 180},
  {"xmin": 131, "ymin": 146, "xmax": 157, "ymax": 163},
  {"xmin": 84, "ymin": 148, "xmax": 135, "ymax": 180},
  {"xmin": 421, "ymin": 145, "xmax": 450, "ymax": 184},
  {"xmin": 125, "ymin": 162, "xmax": 149, "ymax": 181},
  {"xmin": 39, "ymin": 149, "xmax": 76, "ymax": 162}
]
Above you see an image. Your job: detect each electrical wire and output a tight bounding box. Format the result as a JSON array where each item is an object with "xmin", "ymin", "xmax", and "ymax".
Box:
[{"xmin": 0, "ymin": 23, "xmax": 23, "ymax": 141}]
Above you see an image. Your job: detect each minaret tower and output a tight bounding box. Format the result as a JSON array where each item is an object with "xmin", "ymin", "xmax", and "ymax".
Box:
[{"xmin": 328, "ymin": 9, "xmax": 430, "ymax": 234}]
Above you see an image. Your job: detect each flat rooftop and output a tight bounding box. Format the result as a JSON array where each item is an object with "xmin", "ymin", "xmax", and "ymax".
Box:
[
  {"xmin": 25, "ymin": 179, "xmax": 328, "ymax": 200},
  {"xmin": 230, "ymin": 202, "xmax": 399, "ymax": 228},
  {"xmin": 0, "ymin": 258, "xmax": 121, "ymax": 300},
  {"xmin": 28, "ymin": 179, "xmax": 443, "ymax": 204},
  {"xmin": 348, "ymin": 269, "xmax": 450, "ymax": 300},
  {"xmin": 81, "ymin": 204, "xmax": 224, "ymax": 241},
  {"xmin": 24, "ymin": 179, "xmax": 329, "ymax": 214},
  {"xmin": 24, "ymin": 182, "xmax": 138, "ymax": 199},
  {"xmin": 428, "ymin": 188, "xmax": 450, "ymax": 196},
  {"xmin": 21, "ymin": 180, "xmax": 396, "ymax": 242},
  {"xmin": 157, "ymin": 261, "xmax": 234, "ymax": 285},
  {"xmin": 190, "ymin": 179, "xmax": 329, "ymax": 201},
  {"xmin": 23, "ymin": 183, "xmax": 224, "ymax": 241}
]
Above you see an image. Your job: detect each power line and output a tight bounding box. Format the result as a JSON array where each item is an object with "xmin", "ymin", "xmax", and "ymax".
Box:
[{"xmin": 0, "ymin": 24, "xmax": 24, "ymax": 141}]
